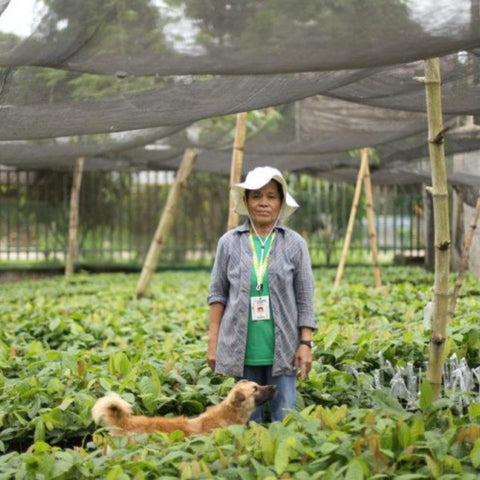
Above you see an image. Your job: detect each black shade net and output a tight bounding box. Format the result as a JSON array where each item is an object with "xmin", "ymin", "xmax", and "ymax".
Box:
[
  {"xmin": 2, "ymin": 0, "xmax": 479, "ymax": 75},
  {"xmin": 0, "ymin": 0, "xmax": 480, "ymax": 187}
]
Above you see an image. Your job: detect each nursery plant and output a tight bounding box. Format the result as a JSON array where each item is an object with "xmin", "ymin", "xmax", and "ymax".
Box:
[{"xmin": 1, "ymin": 266, "xmax": 480, "ymax": 479}]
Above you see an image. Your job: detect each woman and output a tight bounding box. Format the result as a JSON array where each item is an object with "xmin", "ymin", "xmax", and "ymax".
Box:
[{"xmin": 207, "ymin": 166, "xmax": 316, "ymax": 423}]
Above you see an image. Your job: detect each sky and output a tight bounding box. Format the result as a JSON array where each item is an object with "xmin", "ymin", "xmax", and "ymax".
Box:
[
  {"xmin": 0, "ymin": 0, "xmax": 44, "ymax": 37},
  {"xmin": 0, "ymin": 0, "xmax": 199, "ymax": 53}
]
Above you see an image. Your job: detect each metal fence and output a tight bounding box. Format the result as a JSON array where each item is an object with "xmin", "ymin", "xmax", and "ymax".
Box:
[
  {"xmin": 0, "ymin": 169, "xmax": 425, "ymax": 268},
  {"xmin": 287, "ymin": 177, "xmax": 424, "ymax": 265}
]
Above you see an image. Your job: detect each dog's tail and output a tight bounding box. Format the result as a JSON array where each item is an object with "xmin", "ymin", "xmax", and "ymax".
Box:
[{"xmin": 92, "ymin": 392, "xmax": 132, "ymax": 431}]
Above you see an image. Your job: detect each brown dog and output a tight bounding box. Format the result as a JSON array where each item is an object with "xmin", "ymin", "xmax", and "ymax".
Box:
[{"xmin": 92, "ymin": 380, "xmax": 276, "ymax": 437}]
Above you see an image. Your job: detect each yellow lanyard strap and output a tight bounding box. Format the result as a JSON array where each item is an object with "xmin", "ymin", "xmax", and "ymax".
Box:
[{"xmin": 249, "ymin": 231, "xmax": 276, "ymax": 291}]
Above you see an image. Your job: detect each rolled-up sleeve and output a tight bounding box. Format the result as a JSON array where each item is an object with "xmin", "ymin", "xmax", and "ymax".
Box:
[{"xmin": 293, "ymin": 237, "xmax": 316, "ymax": 329}]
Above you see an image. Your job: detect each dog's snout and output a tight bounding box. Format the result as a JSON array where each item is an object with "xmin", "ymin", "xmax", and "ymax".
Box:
[
  {"xmin": 266, "ymin": 384, "xmax": 277, "ymax": 397},
  {"xmin": 253, "ymin": 384, "xmax": 277, "ymax": 406}
]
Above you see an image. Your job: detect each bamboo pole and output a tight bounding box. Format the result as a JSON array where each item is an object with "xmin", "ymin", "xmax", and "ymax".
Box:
[
  {"xmin": 424, "ymin": 58, "xmax": 451, "ymax": 400},
  {"xmin": 227, "ymin": 112, "xmax": 247, "ymax": 230},
  {"xmin": 362, "ymin": 148, "xmax": 382, "ymax": 287},
  {"xmin": 65, "ymin": 157, "xmax": 85, "ymax": 278},
  {"xmin": 333, "ymin": 158, "xmax": 367, "ymax": 288},
  {"xmin": 136, "ymin": 148, "xmax": 198, "ymax": 299},
  {"xmin": 449, "ymin": 187, "xmax": 480, "ymax": 319}
]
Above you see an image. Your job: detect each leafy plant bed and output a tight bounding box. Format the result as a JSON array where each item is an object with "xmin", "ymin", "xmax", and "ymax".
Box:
[{"xmin": 1, "ymin": 266, "xmax": 480, "ymax": 478}]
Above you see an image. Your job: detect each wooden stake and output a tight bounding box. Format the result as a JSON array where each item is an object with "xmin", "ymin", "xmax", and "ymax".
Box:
[
  {"xmin": 65, "ymin": 157, "xmax": 85, "ymax": 278},
  {"xmin": 136, "ymin": 148, "xmax": 198, "ymax": 299},
  {"xmin": 334, "ymin": 158, "xmax": 367, "ymax": 288},
  {"xmin": 449, "ymin": 187, "xmax": 480, "ymax": 319},
  {"xmin": 227, "ymin": 112, "xmax": 247, "ymax": 230},
  {"xmin": 424, "ymin": 58, "xmax": 451, "ymax": 400},
  {"xmin": 362, "ymin": 149, "xmax": 382, "ymax": 287}
]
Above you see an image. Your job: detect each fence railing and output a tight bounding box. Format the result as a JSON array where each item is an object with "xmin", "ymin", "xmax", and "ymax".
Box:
[{"xmin": 0, "ymin": 169, "xmax": 425, "ymax": 268}]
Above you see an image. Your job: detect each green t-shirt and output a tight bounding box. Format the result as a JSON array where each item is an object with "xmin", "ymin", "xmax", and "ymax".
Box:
[{"xmin": 244, "ymin": 233, "xmax": 275, "ymax": 366}]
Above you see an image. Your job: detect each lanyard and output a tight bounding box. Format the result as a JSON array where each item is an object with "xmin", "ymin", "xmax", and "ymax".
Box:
[{"xmin": 248, "ymin": 230, "xmax": 276, "ymax": 291}]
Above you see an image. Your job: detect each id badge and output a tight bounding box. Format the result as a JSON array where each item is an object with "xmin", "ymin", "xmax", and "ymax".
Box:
[{"xmin": 251, "ymin": 295, "xmax": 270, "ymax": 320}]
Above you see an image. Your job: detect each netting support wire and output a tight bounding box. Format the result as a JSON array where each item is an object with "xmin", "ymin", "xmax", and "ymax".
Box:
[
  {"xmin": 424, "ymin": 57, "xmax": 451, "ymax": 401},
  {"xmin": 449, "ymin": 187, "xmax": 480, "ymax": 319},
  {"xmin": 65, "ymin": 157, "xmax": 85, "ymax": 278},
  {"xmin": 227, "ymin": 112, "xmax": 247, "ymax": 230},
  {"xmin": 333, "ymin": 150, "xmax": 368, "ymax": 289},
  {"xmin": 136, "ymin": 148, "xmax": 198, "ymax": 299},
  {"xmin": 362, "ymin": 148, "xmax": 382, "ymax": 288}
]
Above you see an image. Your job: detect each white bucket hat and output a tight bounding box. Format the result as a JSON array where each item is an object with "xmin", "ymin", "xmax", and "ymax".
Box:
[{"xmin": 230, "ymin": 166, "xmax": 299, "ymax": 221}]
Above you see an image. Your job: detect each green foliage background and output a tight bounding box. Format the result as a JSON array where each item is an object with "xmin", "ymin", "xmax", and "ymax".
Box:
[{"xmin": 1, "ymin": 267, "xmax": 480, "ymax": 478}]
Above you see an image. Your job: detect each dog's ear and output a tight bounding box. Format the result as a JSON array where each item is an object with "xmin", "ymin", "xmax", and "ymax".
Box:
[{"xmin": 233, "ymin": 390, "xmax": 246, "ymax": 405}]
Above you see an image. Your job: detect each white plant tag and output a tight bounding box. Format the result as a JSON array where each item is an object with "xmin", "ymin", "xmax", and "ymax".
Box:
[{"xmin": 423, "ymin": 301, "xmax": 433, "ymax": 330}]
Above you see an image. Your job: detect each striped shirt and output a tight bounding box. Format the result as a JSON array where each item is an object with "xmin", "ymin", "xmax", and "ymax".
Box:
[{"xmin": 207, "ymin": 221, "xmax": 316, "ymax": 377}]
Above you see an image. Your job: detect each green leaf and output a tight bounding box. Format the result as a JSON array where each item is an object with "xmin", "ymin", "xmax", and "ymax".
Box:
[
  {"xmin": 105, "ymin": 465, "xmax": 128, "ymax": 480},
  {"xmin": 251, "ymin": 458, "xmax": 276, "ymax": 479},
  {"xmin": 468, "ymin": 403, "xmax": 480, "ymax": 418},
  {"xmin": 160, "ymin": 450, "xmax": 191, "ymax": 465},
  {"xmin": 443, "ymin": 454, "xmax": 462, "ymax": 474},
  {"xmin": 46, "ymin": 378, "xmax": 65, "ymax": 395},
  {"xmin": 397, "ymin": 419, "xmax": 411, "ymax": 450},
  {"xmin": 138, "ymin": 376, "xmax": 159, "ymax": 414},
  {"xmin": 49, "ymin": 317, "xmax": 62, "ymax": 331},
  {"xmin": 345, "ymin": 458, "xmax": 364, "ymax": 480},
  {"xmin": 52, "ymin": 451, "xmax": 74, "ymax": 478},
  {"xmin": 119, "ymin": 364, "xmax": 139, "ymax": 389},
  {"xmin": 393, "ymin": 475, "xmax": 429, "ymax": 479},
  {"xmin": 470, "ymin": 438, "xmax": 480, "ymax": 468},
  {"xmin": 26, "ymin": 341, "xmax": 43, "ymax": 357},
  {"xmin": 34, "ymin": 419, "xmax": 45, "ymax": 443},
  {"xmin": 99, "ymin": 377, "xmax": 112, "ymax": 391},
  {"xmin": 425, "ymin": 454, "xmax": 441, "ymax": 478},
  {"xmin": 323, "ymin": 325, "xmax": 339, "ymax": 350},
  {"xmin": 319, "ymin": 442, "xmax": 339, "ymax": 455},
  {"xmin": 58, "ymin": 396, "xmax": 75, "ymax": 411},
  {"xmin": 410, "ymin": 415, "xmax": 425, "ymax": 442},
  {"xmin": 258, "ymin": 427, "xmax": 275, "ymax": 465},
  {"xmin": 110, "ymin": 352, "xmax": 131, "ymax": 376},
  {"xmin": 13, "ymin": 412, "xmax": 27, "ymax": 426},
  {"xmin": 274, "ymin": 438, "xmax": 291, "ymax": 475},
  {"xmin": 33, "ymin": 441, "xmax": 51, "ymax": 454},
  {"xmin": 60, "ymin": 352, "xmax": 78, "ymax": 372},
  {"xmin": 147, "ymin": 365, "xmax": 162, "ymax": 397},
  {"xmin": 371, "ymin": 390, "xmax": 406, "ymax": 415}
]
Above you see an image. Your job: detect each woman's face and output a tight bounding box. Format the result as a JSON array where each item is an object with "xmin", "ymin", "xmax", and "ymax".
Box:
[{"xmin": 246, "ymin": 180, "xmax": 283, "ymax": 230}]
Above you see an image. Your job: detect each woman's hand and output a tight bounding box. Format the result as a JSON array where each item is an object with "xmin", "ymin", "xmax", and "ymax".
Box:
[
  {"xmin": 294, "ymin": 344, "xmax": 312, "ymax": 379},
  {"xmin": 207, "ymin": 352, "xmax": 216, "ymax": 371},
  {"xmin": 207, "ymin": 334, "xmax": 217, "ymax": 371}
]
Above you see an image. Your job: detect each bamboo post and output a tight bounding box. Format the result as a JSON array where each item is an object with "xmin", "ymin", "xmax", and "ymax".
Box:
[
  {"xmin": 449, "ymin": 187, "xmax": 480, "ymax": 319},
  {"xmin": 65, "ymin": 157, "xmax": 85, "ymax": 278},
  {"xmin": 333, "ymin": 158, "xmax": 367, "ymax": 288},
  {"xmin": 136, "ymin": 148, "xmax": 198, "ymax": 299},
  {"xmin": 227, "ymin": 112, "xmax": 247, "ymax": 230},
  {"xmin": 362, "ymin": 149, "xmax": 382, "ymax": 287},
  {"xmin": 424, "ymin": 58, "xmax": 451, "ymax": 400}
]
